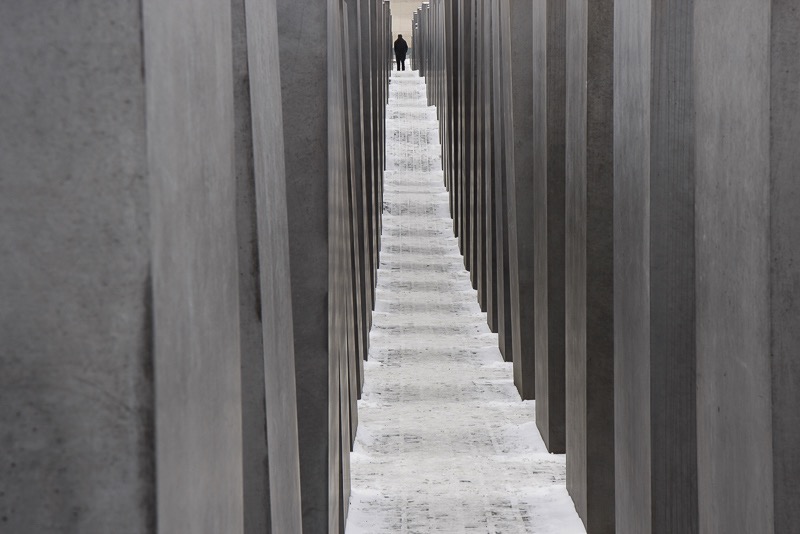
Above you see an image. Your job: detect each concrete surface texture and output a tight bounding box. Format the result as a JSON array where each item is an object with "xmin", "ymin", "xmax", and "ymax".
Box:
[
  {"xmin": 613, "ymin": 0, "xmax": 698, "ymax": 532},
  {"xmin": 565, "ymin": 0, "xmax": 616, "ymax": 531},
  {"xmin": 347, "ymin": 71, "xmax": 585, "ymax": 534},
  {"xmin": 532, "ymin": 0, "xmax": 567, "ymax": 454},
  {"xmin": 0, "ymin": 3, "xmax": 153, "ymax": 532}
]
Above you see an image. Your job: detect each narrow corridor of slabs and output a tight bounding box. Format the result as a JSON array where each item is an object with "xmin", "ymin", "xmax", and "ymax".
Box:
[{"xmin": 345, "ymin": 71, "xmax": 585, "ymax": 533}]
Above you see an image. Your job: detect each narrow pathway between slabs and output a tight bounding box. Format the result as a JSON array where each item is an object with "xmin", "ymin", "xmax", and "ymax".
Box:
[{"xmin": 346, "ymin": 70, "xmax": 585, "ymax": 534}]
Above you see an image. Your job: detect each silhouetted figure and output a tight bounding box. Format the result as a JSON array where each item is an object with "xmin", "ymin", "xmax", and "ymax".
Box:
[{"xmin": 394, "ymin": 34, "xmax": 409, "ymax": 71}]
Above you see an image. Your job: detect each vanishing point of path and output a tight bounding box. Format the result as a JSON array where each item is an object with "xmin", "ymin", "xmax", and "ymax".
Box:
[{"xmin": 346, "ymin": 71, "xmax": 585, "ymax": 534}]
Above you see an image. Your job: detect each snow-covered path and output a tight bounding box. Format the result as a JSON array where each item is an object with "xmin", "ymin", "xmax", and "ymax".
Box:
[{"xmin": 346, "ymin": 71, "xmax": 585, "ymax": 534}]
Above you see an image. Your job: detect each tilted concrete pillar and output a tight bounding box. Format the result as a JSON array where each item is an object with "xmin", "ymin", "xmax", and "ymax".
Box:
[
  {"xmin": 232, "ymin": 0, "xmax": 303, "ymax": 531},
  {"xmin": 532, "ymin": 0, "xmax": 567, "ymax": 453},
  {"xmin": 565, "ymin": 0, "xmax": 616, "ymax": 531}
]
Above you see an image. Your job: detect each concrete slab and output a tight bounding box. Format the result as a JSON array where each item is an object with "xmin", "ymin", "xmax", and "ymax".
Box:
[
  {"xmin": 565, "ymin": 0, "xmax": 616, "ymax": 531},
  {"xmin": 0, "ymin": 4, "xmax": 154, "ymax": 531},
  {"xmin": 276, "ymin": 0, "xmax": 337, "ymax": 528},
  {"xmin": 503, "ymin": 0, "xmax": 536, "ymax": 400},
  {"xmin": 694, "ymin": 1, "xmax": 800, "ymax": 532},
  {"xmin": 483, "ymin": 0, "xmax": 499, "ymax": 333},
  {"xmin": 492, "ymin": 0, "xmax": 514, "ymax": 362},
  {"xmin": 144, "ymin": 0, "xmax": 246, "ymax": 530},
  {"xmin": 613, "ymin": 1, "xmax": 698, "ymax": 533},
  {"xmin": 236, "ymin": 0, "xmax": 307, "ymax": 530},
  {"xmin": 533, "ymin": 0, "xmax": 567, "ymax": 453},
  {"xmin": 770, "ymin": 3, "xmax": 800, "ymax": 530}
]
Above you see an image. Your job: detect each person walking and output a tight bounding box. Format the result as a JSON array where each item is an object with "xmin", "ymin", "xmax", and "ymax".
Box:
[{"xmin": 393, "ymin": 34, "xmax": 409, "ymax": 71}]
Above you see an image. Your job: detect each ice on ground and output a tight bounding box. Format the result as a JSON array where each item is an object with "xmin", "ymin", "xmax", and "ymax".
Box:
[{"xmin": 346, "ymin": 70, "xmax": 586, "ymax": 534}]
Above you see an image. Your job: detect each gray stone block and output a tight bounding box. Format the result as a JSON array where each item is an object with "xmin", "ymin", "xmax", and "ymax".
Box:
[
  {"xmin": 358, "ymin": 0, "xmax": 378, "ymax": 319},
  {"xmin": 276, "ymin": 0, "xmax": 338, "ymax": 528},
  {"xmin": 469, "ymin": 0, "xmax": 480, "ymax": 295},
  {"xmin": 491, "ymin": 0, "xmax": 514, "ymax": 362},
  {"xmin": 344, "ymin": 0, "xmax": 367, "ymax": 401},
  {"xmin": 0, "ymin": 4, "xmax": 154, "ymax": 531},
  {"xmin": 473, "ymin": 0, "xmax": 487, "ymax": 310},
  {"xmin": 695, "ymin": 2, "xmax": 771, "ymax": 531},
  {"xmin": 503, "ymin": 0, "xmax": 536, "ymax": 400},
  {"xmin": 483, "ymin": 0, "xmax": 499, "ymax": 333},
  {"xmin": 245, "ymin": 0, "xmax": 307, "ymax": 525},
  {"xmin": 533, "ymin": 0, "xmax": 567, "ymax": 453},
  {"xmin": 613, "ymin": 1, "xmax": 698, "ymax": 533},
  {"xmin": 233, "ymin": 1, "xmax": 269, "ymax": 531},
  {"xmin": 144, "ymin": 0, "xmax": 247, "ymax": 530},
  {"xmin": 770, "ymin": 4, "xmax": 800, "ymax": 530},
  {"xmin": 448, "ymin": 0, "xmax": 458, "ymax": 217},
  {"xmin": 452, "ymin": 0, "xmax": 462, "ymax": 240},
  {"xmin": 695, "ymin": 1, "xmax": 800, "ymax": 532},
  {"xmin": 459, "ymin": 0, "xmax": 473, "ymax": 266},
  {"xmin": 565, "ymin": 0, "xmax": 615, "ymax": 531}
]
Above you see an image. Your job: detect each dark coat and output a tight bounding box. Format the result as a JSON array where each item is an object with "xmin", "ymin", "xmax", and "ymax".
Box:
[{"xmin": 394, "ymin": 37, "xmax": 409, "ymax": 59}]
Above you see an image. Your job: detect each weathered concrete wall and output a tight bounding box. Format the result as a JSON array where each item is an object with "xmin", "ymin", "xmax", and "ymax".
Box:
[
  {"xmin": 0, "ymin": 3, "xmax": 154, "ymax": 532},
  {"xmin": 533, "ymin": 0, "xmax": 567, "ymax": 453},
  {"xmin": 565, "ymin": 0, "xmax": 615, "ymax": 531},
  {"xmin": 505, "ymin": 0, "xmax": 536, "ymax": 401}
]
